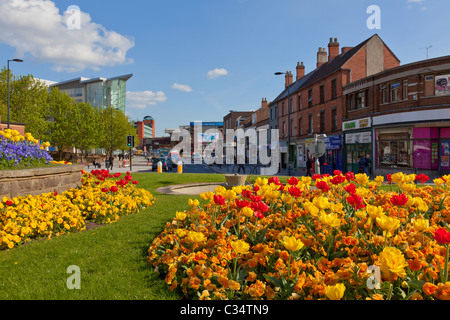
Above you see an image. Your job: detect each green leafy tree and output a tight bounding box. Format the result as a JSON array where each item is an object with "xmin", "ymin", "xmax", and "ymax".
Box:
[
  {"xmin": 46, "ymin": 87, "xmax": 77, "ymax": 159},
  {"xmin": 0, "ymin": 67, "xmax": 49, "ymax": 139},
  {"xmin": 99, "ymin": 106, "xmax": 139, "ymax": 157},
  {"xmin": 71, "ymin": 102, "xmax": 102, "ymax": 162}
]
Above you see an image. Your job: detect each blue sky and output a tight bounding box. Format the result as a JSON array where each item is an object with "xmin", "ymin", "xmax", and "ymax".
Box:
[{"xmin": 0, "ymin": 0, "xmax": 448, "ymax": 136}]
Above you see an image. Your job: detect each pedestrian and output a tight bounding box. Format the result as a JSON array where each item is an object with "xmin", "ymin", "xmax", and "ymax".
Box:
[
  {"xmin": 364, "ymin": 154, "xmax": 372, "ymax": 175},
  {"xmin": 358, "ymin": 156, "xmax": 365, "ymax": 173},
  {"xmin": 306, "ymin": 157, "xmax": 312, "ymax": 177},
  {"xmin": 109, "ymin": 154, "xmax": 114, "ymax": 170}
]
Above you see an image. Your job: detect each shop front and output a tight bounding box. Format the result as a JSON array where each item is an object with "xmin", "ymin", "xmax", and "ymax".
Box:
[
  {"xmin": 343, "ymin": 117, "xmax": 373, "ymax": 175},
  {"xmin": 375, "ymin": 126, "xmax": 450, "ymax": 177}
]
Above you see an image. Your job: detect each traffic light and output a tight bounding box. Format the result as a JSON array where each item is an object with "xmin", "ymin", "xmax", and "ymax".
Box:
[{"xmin": 127, "ymin": 135, "xmax": 134, "ymax": 147}]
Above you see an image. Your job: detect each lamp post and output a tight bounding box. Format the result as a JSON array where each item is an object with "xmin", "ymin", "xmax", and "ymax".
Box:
[
  {"xmin": 6, "ymin": 59, "xmax": 23, "ymax": 129},
  {"xmin": 274, "ymin": 71, "xmax": 292, "ymax": 176}
]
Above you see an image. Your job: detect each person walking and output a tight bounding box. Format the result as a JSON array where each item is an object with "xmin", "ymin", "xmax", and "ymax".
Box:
[
  {"xmin": 109, "ymin": 154, "xmax": 114, "ymax": 170},
  {"xmin": 364, "ymin": 154, "xmax": 372, "ymax": 176},
  {"xmin": 358, "ymin": 156, "xmax": 365, "ymax": 173},
  {"xmin": 306, "ymin": 157, "xmax": 312, "ymax": 177}
]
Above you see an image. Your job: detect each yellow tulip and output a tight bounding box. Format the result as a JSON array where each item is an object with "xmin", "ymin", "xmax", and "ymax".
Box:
[
  {"xmin": 281, "ymin": 236, "xmax": 304, "ymax": 251},
  {"xmin": 319, "ymin": 211, "xmax": 341, "ymax": 228},
  {"xmin": 376, "ymin": 215, "xmax": 400, "ymax": 237},
  {"xmin": 242, "ymin": 207, "xmax": 254, "ymax": 218},
  {"xmin": 378, "ymin": 246, "xmax": 408, "ymax": 279},
  {"xmin": 325, "ymin": 283, "xmax": 346, "ymax": 300},
  {"xmin": 312, "ymin": 196, "xmax": 331, "ymax": 210},
  {"xmin": 188, "ymin": 199, "xmax": 200, "ymax": 207},
  {"xmin": 412, "ymin": 218, "xmax": 429, "ymax": 232},
  {"xmin": 303, "ymin": 201, "xmax": 319, "ymax": 217},
  {"xmin": 354, "ymin": 173, "xmax": 369, "ymax": 186},
  {"xmin": 176, "ymin": 211, "xmax": 187, "ymax": 221},
  {"xmin": 188, "ymin": 231, "xmax": 206, "ymax": 243},
  {"xmin": 374, "ymin": 176, "xmax": 384, "ymax": 186},
  {"xmin": 231, "ymin": 240, "xmax": 250, "ymax": 255}
]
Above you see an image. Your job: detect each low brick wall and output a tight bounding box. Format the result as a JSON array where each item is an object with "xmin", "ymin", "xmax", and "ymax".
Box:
[{"xmin": 0, "ymin": 164, "xmax": 84, "ymax": 199}]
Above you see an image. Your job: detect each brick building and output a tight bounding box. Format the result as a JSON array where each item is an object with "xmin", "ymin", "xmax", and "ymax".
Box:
[
  {"xmin": 343, "ymin": 55, "xmax": 450, "ymax": 177},
  {"xmin": 272, "ymin": 34, "xmax": 400, "ymax": 174},
  {"xmin": 135, "ymin": 116, "xmax": 155, "ymax": 149}
]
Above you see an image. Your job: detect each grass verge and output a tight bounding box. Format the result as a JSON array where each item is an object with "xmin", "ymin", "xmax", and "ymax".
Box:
[{"xmin": 0, "ymin": 172, "xmax": 225, "ymax": 300}]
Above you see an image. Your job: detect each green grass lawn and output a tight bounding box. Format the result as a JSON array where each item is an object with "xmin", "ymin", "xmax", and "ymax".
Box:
[{"xmin": 0, "ymin": 172, "xmax": 225, "ymax": 300}]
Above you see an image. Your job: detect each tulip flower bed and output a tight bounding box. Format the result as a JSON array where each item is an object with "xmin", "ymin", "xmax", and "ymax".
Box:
[
  {"xmin": 0, "ymin": 169, "xmax": 154, "ymax": 250},
  {"xmin": 148, "ymin": 171, "xmax": 450, "ymax": 300}
]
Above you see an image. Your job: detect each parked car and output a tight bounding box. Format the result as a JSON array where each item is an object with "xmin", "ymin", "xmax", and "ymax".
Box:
[{"xmin": 151, "ymin": 157, "xmax": 172, "ymax": 171}]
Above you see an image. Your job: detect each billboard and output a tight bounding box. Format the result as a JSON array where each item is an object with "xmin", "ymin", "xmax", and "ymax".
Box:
[{"xmin": 435, "ymin": 74, "xmax": 450, "ymax": 96}]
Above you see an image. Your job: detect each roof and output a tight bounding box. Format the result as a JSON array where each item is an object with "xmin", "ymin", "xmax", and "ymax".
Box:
[
  {"xmin": 50, "ymin": 74, "xmax": 133, "ymax": 86},
  {"xmin": 270, "ymin": 34, "xmax": 390, "ymax": 105}
]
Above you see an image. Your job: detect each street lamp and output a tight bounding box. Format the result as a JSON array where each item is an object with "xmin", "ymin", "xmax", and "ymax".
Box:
[
  {"xmin": 274, "ymin": 71, "xmax": 292, "ymax": 176},
  {"xmin": 7, "ymin": 59, "xmax": 23, "ymax": 129}
]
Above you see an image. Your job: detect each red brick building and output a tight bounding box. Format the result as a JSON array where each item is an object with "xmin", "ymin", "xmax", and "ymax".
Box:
[
  {"xmin": 342, "ymin": 55, "xmax": 450, "ymax": 177},
  {"xmin": 272, "ymin": 34, "xmax": 400, "ymax": 174},
  {"xmin": 135, "ymin": 116, "xmax": 155, "ymax": 149}
]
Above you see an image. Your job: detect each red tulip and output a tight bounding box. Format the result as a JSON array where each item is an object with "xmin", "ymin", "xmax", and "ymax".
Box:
[
  {"xmin": 214, "ymin": 195, "xmax": 225, "ymax": 206},
  {"xmin": 250, "ymin": 201, "xmax": 268, "ymax": 214},
  {"xmin": 114, "ymin": 173, "xmax": 121, "ymax": 178},
  {"xmin": 345, "ymin": 172, "xmax": 355, "ymax": 182},
  {"xmin": 330, "ymin": 175, "xmax": 346, "ymax": 185},
  {"xmin": 333, "ymin": 170, "xmax": 342, "ymax": 176},
  {"xmin": 288, "ymin": 186, "xmax": 303, "ymax": 197},
  {"xmin": 5, "ymin": 200, "xmax": 13, "ymax": 206},
  {"xmin": 312, "ymin": 174, "xmax": 322, "ymax": 181},
  {"xmin": 315, "ymin": 181, "xmax": 330, "ymax": 192},
  {"xmin": 391, "ymin": 194, "xmax": 408, "ymax": 206},
  {"xmin": 109, "ymin": 186, "xmax": 118, "ymax": 193},
  {"xmin": 101, "ymin": 187, "xmax": 109, "ymax": 193},
  {"xmin": 433, "ymin": 228, "xmax": 450, "ymax": 245},
  {"xmin": 254, "ymin": 211, "xmax": 264, "ymax": 219},
  {"xmin": 344, "ymin": 184, "xmax": 356, "ymax": 194},
  {"xmin": 287, "ymin": 177, "xmax": 299, "ymax": 186},
  {"xmin": 415, "ymin": 173, "xmax": 430, "ymax": 184},
  {"xmin": 347, "ymin": 194, "xmax": 365, "ymax": 210},
  {"xmin": 235, "ymin": 199, "xmax": 250, "ymax": 208},
  {"xmin": 132, "ymin": 180, "xmax": 138, "ymax": 185},
  {"xmin": 387, "ymin": 174, "xmax": 392, "ymax": 184}
]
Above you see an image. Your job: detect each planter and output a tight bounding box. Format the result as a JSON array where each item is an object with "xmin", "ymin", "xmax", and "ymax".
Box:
[
  {"xmin": 0, "ymin": 164, "xmax": 84, "ymax": 199},
  {"xmin": 225, "ymin": 174, "xmax": 247, "ymax": 187}
]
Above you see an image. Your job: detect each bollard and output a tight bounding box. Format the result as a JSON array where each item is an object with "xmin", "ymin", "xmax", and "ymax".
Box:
[
  {"xmin": 177, "ymin": 161, "xmax": 183, "ymax": 174},
  {"xmin": 157, "ymin": 161, "xmax": 162, "ymax": 173}
]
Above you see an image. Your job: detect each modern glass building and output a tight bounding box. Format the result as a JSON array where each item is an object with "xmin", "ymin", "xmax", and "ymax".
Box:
[{"xmin": 50, "ymin": 74, "xmax": 132, "ymax": 113}]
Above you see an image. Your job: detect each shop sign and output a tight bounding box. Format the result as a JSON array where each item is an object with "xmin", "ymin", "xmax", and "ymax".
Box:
[
  {"xmin": 345, "ymin": 132, "xmax": 372, "ymax": 144},
  {"xmin": 342, "ymin": 117, "xmax": 372, "ymax": 131},
  {"xmin": 324, "ymin": 135, "xmax": 342, "ymax": 150}
]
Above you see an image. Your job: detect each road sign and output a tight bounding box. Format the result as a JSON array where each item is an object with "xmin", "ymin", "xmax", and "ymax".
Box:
[{"xmin": 310, "ymin": 141, "xmax": 326, "ymax": 158}]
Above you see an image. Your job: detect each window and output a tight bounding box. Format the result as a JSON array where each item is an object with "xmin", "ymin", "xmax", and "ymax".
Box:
[
  {"xmin": 356, "ymin": 91, "xmax": 365, "ymax": 109},
  {"xmin": 308, "ymin": 114, "xmax": 313, "ymax": 134},
  {"xmin": 283, "ymin": 121, "xmax": 286, "ymax": 137},
  {"xmin": 298, "ymin": 94, "xmax": 302, "ymax": 110},
  {"xmin": 365, "ymin": 89, "xmax": 370, "ymax": 108},
  {"xmin": 381, "ymin": 85, "xmax": 388, "ymax": 104},
  {"xmin": 308, "ymin": 90, "xmax": 313, "ymax": 108},
  {"xmin": 391, "ymin": 82, "xmax": 400, "ymax": 102},
  {"xmin": 331, "ymin": 79, "xmax": 337, "ymax": 99},
  {"xmin": 320, "ymin": 85, "xmax": 325, "ymax": 103},
  {"xmin": 348, "ymin": 94, "xmax": 354, "ymax": 111},
  {"xmin": 403, "ymin": 80, "xmax": 408, "ymax": 100},
  {"xmin": 298, "ymin": 117, "xmax": 302, "ymax": 136},
  {"xmin": 282, "ymin": 102, "xmax": 285, "ymax": 116},
  {"xmin": 320, "ymin": 111, "xmax": 325, "ymax": 133},
  {"xmin": 378, "ymin": 132, "xmax": 412, "ymax": 168},
  {"xmin": 332, "ymin": 109, "xmax": 337, "ymax": 131}
]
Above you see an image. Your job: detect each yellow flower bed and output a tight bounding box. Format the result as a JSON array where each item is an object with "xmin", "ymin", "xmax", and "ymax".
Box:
[
  {"xmin": 0, "ymin": 170, "xmax": 154, "ymax": 250},
  {"xmin": 148, "ymin": 172, "xmax": 450, "ymax": 300}
]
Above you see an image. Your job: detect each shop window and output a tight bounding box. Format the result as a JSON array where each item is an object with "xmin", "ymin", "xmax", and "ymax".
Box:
[{"xmin": 378, "ymin": 132, "xmax": 412, "ymax": 168}]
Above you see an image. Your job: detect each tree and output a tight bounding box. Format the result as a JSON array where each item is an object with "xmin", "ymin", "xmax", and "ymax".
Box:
[
  {"xmin": 71, "ymin": 102, "xmax": 102, "ymax": 162},
  {"xmin": 99, "ymin": 106, "xmax": 139, "ymax": 156},
  {"xmin": 46, "ymin": 87, "xmax": 77, "ymax": 159},
  {"xmin": 0, "ymin": 67, "xmax": 49, "ymax": 139}
]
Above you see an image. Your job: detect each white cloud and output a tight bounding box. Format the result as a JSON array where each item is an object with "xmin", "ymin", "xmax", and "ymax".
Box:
[
  {"xmin": 172, "ymin": 83, "xmax": 193, "ymax": 92},
  {"xmin": 126, "ymin": 91, "xmax": 167, "ymax": 109},
  {"xmin": 407, "ymin": 0, "xmax": 425, "ymax": 3},
  {"xmin": 207, "ymin": 68, "xmax": 228, "ymax": 79},
  {"xmin": 0, "ymin": 0, "xmax": 135, "ymax": 72}
]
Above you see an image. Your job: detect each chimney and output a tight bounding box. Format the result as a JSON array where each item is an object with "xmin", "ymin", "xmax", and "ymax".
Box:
[
  {"xmin": 285, "ymin": 71, "xmax": 293, "ymax": 88},
  {"xmin": 261, "ymin": 97, "xmax": 268, "ymax": 108},
  {"xmin": 328, "ymin": 37, "xmax": 339, "ymax": 61},
  {"xmin": 317, "ymin": 47, "xmax": 327, "ymax": 68},
  {"xmin": 341, "ymin": 46, "xmax": 353, "ymax": 54},
  {"xmin": 296, "ymin": 61, "xmax": 305, "ymax": 80}
]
